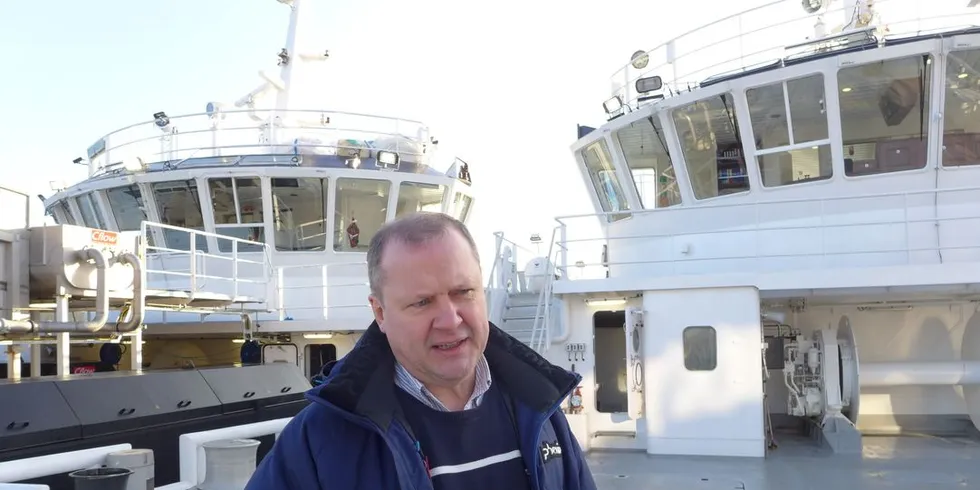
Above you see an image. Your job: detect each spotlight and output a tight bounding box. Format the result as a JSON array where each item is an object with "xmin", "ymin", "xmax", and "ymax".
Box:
[
  {"xmin": 603, "ymin": 96, "xmax": 624, "ymax": 115},
  {"xmin": 153, "ymin": 111, "xmax": 171, "ymax": 131},
  {"xmin": 376, "ymin": 150, "xmax": 400, "ymax": 170},
  {"xmin": 72, "ymin": 157, "xmax": 84, "ymax": 165},
  {"xmin": 635, "ymin": 75, "xmax": 663, "ymax": 94}
]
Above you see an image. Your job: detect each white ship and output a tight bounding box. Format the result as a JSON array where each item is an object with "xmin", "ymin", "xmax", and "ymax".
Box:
[{"xmin": 4, "ymin": 0, "xmax": 980, "ymax": 488}]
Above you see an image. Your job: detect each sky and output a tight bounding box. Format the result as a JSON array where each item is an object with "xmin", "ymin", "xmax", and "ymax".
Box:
[{"xmin": 0, "ymin": 0, "xmax": 762, "ymax": 263}]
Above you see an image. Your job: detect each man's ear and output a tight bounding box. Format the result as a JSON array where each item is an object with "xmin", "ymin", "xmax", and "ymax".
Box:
[{"xmin": 368, "ymin": 294, "xmax": 386, "ymax": 333}]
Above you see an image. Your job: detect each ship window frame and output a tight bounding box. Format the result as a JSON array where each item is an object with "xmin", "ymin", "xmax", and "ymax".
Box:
[
  {"xmin": 834, "ymin": 45, "xmax": 937, "ymax": 180},
  {"xmin": 744, "ymin": 73, "xmax": 835, "ymax": 189},
  {"xmin": 613, "ymin": 114, "xmax": 682, "ymax": 209},
  {"xmin": 938, "ymin": 46, "xmax": 980, "ymax": 169},
  {"xmin": 270, "ymin": 177, "xmax": 330, "ymax": 252},
  {"xmin": 579, "ymin": 137, "xmax": 632, "ymax": 222},
  {"xmin": 333, "ymin": 177, "xmax": 392, "ymax": 253},
  {"xmin": 670, "ymin": 91, "xmax": 752, "ymax": 201},
  {"xmin": 207, "ymin": 176, "xmax": 265, "ymax": 253}
]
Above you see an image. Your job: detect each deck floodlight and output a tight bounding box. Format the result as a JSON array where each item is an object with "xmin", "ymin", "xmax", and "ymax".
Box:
[
  {"xmin": 153, "ymin": 111, "xmax": 171, "ymax": 131},
  {"xmin": 72, "ymin": 157, "xmax": 84, "ymax": 165},
  {"xmin": 801, "ymin": 0, "xmax": 823, "ymax": 13},
  {"xmin": 635, "ymin": 75, "xmax": 664, "ymax": 94},
  {"xmin": 630, "ymin": 50, "xmax": 650, "ymax": 70},
  {"xmin": 376, "ymin": 150, "xmax": 400, "ymax": 169},
  {"xmin": 603, "ymin": 96, "xmax": 624, "ymax": 115}
]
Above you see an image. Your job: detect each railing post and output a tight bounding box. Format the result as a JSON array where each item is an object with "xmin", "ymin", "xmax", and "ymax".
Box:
[
  {"xmin": 277, "ymin": 267, "xmax": 286, "ymax": 321},
  {"xmin": 559, "ymin": 223, "xmax": 568, "ymax": 277},
  {"xmin": 321, "ymin": 265, "xmax": 329, "ymax": 321},
  {"xmin": 190, "ymin": 236, "xmax": 197, "ymax": 295},
  {"xmin": 232, "ymin": 240, "xmax": 239, "ymax": 298}
]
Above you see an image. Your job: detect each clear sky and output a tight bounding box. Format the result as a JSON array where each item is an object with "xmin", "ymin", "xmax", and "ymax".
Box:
[{"xmin": 0, "ymin": 0, "xmax": 759, "ymax": 259}]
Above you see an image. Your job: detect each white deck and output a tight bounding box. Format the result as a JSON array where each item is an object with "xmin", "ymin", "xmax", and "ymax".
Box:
[{"xmin": 587, "ymin": 433, "xmax": 980, "ymax": 489}]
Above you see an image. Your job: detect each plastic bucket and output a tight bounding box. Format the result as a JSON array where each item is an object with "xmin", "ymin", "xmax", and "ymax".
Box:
[{"xmin": 68, "ymin": 467, "xmax": 134, "ymax": 490}]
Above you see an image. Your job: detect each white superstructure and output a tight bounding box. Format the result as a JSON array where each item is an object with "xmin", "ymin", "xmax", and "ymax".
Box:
[{"xmin": 484, "ymin": 0, "xmax": 980, "ymax": 460}]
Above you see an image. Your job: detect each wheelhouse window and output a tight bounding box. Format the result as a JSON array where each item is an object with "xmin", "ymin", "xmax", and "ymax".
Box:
[
  {"xmin": 941, "ymin": 48, "xmax": 980, "ymax": 168},
  {"xmin": 580, "ymin": 138, "xmax": 630, "ymax": 221},
  {"xmin": 747, "ymin": 74, "xmax": 832, "ymax": 187},
  {"xmin": 74, "ymin": 193, "xmax": 107, "ymax": 230},
  {"xmin": 48, "ymin": 200, "xmax": 76, "ymax": 225},
  {"xmin": 615, "ymin": 116, "xmax": 680, "ymax": 208},
  {"xmin": 151, "ymin": 180, "xmax": 207, "ymax": 252},
  {"xmin": 334, "ymin": 178, "xmax": 390, "ymax": 251},
  {"xmin": 395, "ymin": 182, "xmax": 446, "ymax": 218},
  {"xmin": 451, "ymin": 192, "xmax": 472, "ymax": 221},
  {"xmin": 105, "ymin": 185, "xmax": 148, "ymax": 232},
  {"xmin": 672, "ymin": 93, "xmax": 750, "ymax": 199},
  {"xmin": 838, "ymin": 54, "xmax": 932, "ymax": 176},
  {"xmin": 208, "ymin": 177, "xmax": 264, "ymax": 252},
  {"xmin": 271, "ymin": 177, "xmax": 328, "ymax": 251}
]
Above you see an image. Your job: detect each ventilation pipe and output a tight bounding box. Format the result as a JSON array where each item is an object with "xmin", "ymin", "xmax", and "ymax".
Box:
[{"xmin": 0, "ymin": 249, "xmax": 143, "ymax": 335}]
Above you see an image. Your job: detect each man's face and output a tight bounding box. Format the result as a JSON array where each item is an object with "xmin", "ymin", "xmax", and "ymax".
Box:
[{"xmin": 369, "ymin": 229, "xmax": 488, "ymax": 390}]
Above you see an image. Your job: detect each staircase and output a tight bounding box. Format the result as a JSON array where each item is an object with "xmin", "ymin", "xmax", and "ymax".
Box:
[{"xmin": 498, "ymin": 292, "xmax": 541, "ymax": 346}]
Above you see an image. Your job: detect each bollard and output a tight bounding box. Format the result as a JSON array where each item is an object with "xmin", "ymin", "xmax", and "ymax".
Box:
[
  {"xmin": 104, "ymin": 449, "xmax": 154, "ymax": 490},
  {"xmin": 196, "ymin": 439, "xmax": 261, "ymax": 490},
  {"xmin": 68, "ymin": 467, "xmax": 133, "ymax": 490}
]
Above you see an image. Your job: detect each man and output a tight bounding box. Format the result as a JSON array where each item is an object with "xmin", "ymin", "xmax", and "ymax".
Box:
[{"xmin": 246, "ymin": 212, "xmax": 596, "ymax": 490}]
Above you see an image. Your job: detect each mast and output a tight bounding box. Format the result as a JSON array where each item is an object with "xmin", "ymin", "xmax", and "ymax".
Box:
[{"xmin": 274, "ymin": 0, "xmax": 328, "ymax": 112}]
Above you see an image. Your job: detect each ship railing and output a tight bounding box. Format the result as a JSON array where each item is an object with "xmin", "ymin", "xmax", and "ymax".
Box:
[
  {"xmin": 0, "ymin": 419, "xmax": 291, "ymax": 490},
  {"xmin": 554, "ymin": 185, "xmax": 980, "ymax": 281},
  {"xmin": 85, "ymin": 108, "xmax": 432, "ymax": 178},
  {"xmin": 611, "ymin": 0, "xmax": 980, "ymax": 108},
  {"xmin": 274, "ymin": 262, "xmax": 369, "ymax": 321},
  {"xmin": 485, "ymin": 232, "xmax": 541, "ymax": 324},
  {"xmin": 0, "ymin": 185, "xmax": 30, "ymax": 232},
  {"xmin": 140, "ymin": 221, "xmax": 273, "ymax": 305},
  {"xmin": 528, "ymin": 226, "xmax": 561, "ymax": 353}
]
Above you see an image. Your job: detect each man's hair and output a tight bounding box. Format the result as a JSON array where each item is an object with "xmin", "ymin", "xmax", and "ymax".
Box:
[{"xmin": 367, "ymin": 212, "xmax": 480, "ymax": 300}]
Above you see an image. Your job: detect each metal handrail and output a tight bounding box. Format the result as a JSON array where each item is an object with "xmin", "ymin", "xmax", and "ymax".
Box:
[
  {"xmin": 552, "ymin": 185, "xmax": 980, "ymax": 279},
  {"xmin": 610, "ymin": 0, "xmax": 980, "ymax": 106},
  {"xmin": 85, "ymin": 107, "xmax": 433, "ymax": 178},
  {"xmin": 528, "ymin": 226, "xmax": 561, "ymax": 352}
]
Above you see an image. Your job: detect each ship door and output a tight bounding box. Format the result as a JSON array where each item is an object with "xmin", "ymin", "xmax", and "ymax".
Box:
[{"xmin": 624, "ymin": 306, "xmax": 644, "ymax": 419}]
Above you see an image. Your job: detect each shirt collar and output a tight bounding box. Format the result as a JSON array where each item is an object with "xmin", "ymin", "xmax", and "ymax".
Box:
[{"xmin": 394, "ymin": 355, "xmax": 492, "ymax": 411}]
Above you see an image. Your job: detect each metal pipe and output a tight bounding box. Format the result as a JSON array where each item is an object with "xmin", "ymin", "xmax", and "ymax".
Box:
[
  {"xmin": 860, "ymin": 361, "xmax": 980, "ymax": 387},
  {"xmin": 112, "ymin": 252, "xmax": 145, "ymax": 333},
  {"xmin": 0, "ymin": 249, "xmax": 110, "ymax": 334}
]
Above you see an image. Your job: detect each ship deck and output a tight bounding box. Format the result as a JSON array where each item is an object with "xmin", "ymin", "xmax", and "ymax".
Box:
[{"xmin": 587, "ymin": 431, "xmax": 980, "ymax": 489}]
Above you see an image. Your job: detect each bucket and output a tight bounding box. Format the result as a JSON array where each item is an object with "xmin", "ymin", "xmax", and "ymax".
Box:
[{"xmin": 68, "ymin": 467, "xmax": 134, "ymax": 490}]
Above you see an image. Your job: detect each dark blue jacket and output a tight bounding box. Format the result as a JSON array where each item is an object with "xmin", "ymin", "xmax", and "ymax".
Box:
[{"xmin": 246, "ymin": 321, "xmax": 597, "ymax": 490}]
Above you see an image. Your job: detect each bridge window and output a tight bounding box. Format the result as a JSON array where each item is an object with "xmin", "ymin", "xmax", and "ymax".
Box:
[
  {"xmin": 672, "ymin": 93, "xmax": 749, "ymax": 199},
  {"xmin": 941, "ymin": 48, "xmax": 980, "ymax": 168},
  {"xmin": 838, "ymin": 54, "xmax": 932, "ymax": 176},
  {"xmin": 271, "ymin": 177, "xmax": 328, "ymax": 251},
  {"xmin": 451, "ymin": 192, "xmax": 472, "ymax": 221},
  {"xmin": 615, "ymin": 117, "xmax": 680, "ymax": 208},
  {"xmin": 49, "ymin": 200, "xmax": 76, "ymax": 225},
  {"xmin": 581, "ymin": 139, "xmax": 630, "ymax": 221},
  {"xmin": 334, "ymin": 178, "xmax": 390, "ymax": 251},
  {"xmin": 105, "ymin": 185, "xmax": 148, "ymax": 232},
  {"xmin": 151, "ymin": 180, "xmax": 207, "ymax": 252},
  {"xmin": 747, "ymin": 74, "xmax": 832, "ymax": 187},
  {"xmin": 396, "ymin": 182, "xmax": 446, "ymax": 218},
  {"xmin": 75, "ymin": 193, "xmax": 107, "ymax": 230},
  {"xmin": 209, "ymin": 177, "xmax": 264, "ymax": 252}
]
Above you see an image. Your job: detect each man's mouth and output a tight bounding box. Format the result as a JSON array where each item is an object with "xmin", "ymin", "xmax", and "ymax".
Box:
[{"xmin": 433, "ymin": 339, "xmax": 466, "ymax": 350}]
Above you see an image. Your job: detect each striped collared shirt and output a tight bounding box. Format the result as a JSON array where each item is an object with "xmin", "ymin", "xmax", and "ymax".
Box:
[{"xmin": 394, "ymin": 355, "xmax": 493, "ymax": 411}]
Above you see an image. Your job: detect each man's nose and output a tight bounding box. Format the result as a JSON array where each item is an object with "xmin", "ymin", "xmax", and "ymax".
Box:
[{"xmin": 431, "ymin": 296, "xmax": 463, "ymax": 330}]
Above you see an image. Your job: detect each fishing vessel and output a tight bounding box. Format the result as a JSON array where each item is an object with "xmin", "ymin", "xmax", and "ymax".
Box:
[
  {"xmin": 0, "ymin": 0, "xmax": 473, "ymax": 487},
  {"xmin": 481, "ymin": 0, "xmax": 980, "ymax": 486}
]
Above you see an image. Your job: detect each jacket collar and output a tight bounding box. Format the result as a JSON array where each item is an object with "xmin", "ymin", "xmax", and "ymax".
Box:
[{"xmin": 310, "ymin": 321, "xmax": 580, "ymax": 432}]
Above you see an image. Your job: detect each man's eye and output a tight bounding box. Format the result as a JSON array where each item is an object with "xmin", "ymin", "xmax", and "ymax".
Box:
[{"xmin": 412, "ymin": 298, "xmax": 431, "ymax": 307}]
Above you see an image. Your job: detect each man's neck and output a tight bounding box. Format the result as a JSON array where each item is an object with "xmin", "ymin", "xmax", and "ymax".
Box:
[{"xmin": 393, "ymin": 356, "xmax": 493, "ymax": 412}]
